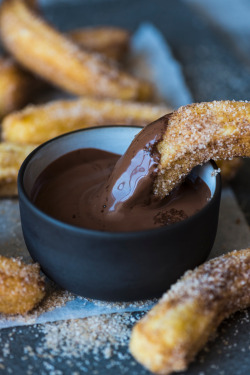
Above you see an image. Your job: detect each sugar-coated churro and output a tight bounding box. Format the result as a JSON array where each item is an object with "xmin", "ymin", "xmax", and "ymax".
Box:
[
  {"xmin": 0, "ymin": 142, "xmax": 36, "ymax": 196},
  {"xmin": 154, "ymin": 101, "xmax": 250, "ymax": 196},
  {"xmin": 0, "ymin": 255, "xmax": 45, "ymax": 315},
  {"xmin": 0, "ymin": 0, "xmax": 151, "ymax": 100},
  {"xmin": 2, "ymin": 97, "xmax": 171, "ymax": 145},
  {"xmin": 130, "ymin": 248, "xmax": 250, "ymax": 375},
  {"xmin": 69, "ymin": 27, "xmax": 130, "ymax": 62}
]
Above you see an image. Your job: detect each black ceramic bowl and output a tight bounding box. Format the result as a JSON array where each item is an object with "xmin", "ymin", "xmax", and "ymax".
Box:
[{"xmin": 18, "ymin": 126, "xmax": 221, "ymax": 301}]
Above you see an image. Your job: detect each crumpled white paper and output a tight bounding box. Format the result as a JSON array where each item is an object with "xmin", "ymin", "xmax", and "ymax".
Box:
[
  {"xmin": 0, "ymin": 23, "xmax": 249, "ymax": 329},
  {"xmin": 129, "ymin": 23, "xmax": 193, "ymax": 107}
]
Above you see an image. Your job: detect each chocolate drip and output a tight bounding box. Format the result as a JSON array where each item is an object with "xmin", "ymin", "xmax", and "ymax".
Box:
[{"xmin": 98, "ymin": 118, "xmax": 168, "ymax": 214}]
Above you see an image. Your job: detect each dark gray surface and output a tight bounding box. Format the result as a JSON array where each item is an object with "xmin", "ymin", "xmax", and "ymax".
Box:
[
  {"xmin": 0, "ymin": 310, "xmax": 249, "ymax": 375},
  {"xmin": 0, "ymin": 1, "xmax": 249, "ymax": 374}
]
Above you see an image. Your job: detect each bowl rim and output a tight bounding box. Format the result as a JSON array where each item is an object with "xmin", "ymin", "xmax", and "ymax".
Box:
[{"xmin": 18, "ymin": 125, "xmax": 221, "ymax": 238}]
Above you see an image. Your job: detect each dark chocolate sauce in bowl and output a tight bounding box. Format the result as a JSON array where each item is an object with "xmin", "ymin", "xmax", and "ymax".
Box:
[
  {"xmin": 31, "ymin": 119, "xmax": 211, "ymax": 232},
  {"xmin": 31, "ymin": 148, "xmax": 210, "ymax": 233}
]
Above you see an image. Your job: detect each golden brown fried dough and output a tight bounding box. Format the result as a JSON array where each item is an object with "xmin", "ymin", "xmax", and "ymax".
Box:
[
  {"xmin": 0, "ymin": 255, "xmax": 45, "ymax": 315},
  {"xmin": 154, "ymin": 100, "xmax": 250, "ymax": 197},
  {"xmin": 130, "ymin": 249, "xmax": 250, "ymax": 375},
  {"xmin": 69, "ymin": 27, "xmax": 130, "ymax": 62},
  {"xmin": 0, "ymin": 58, "xmax": 41, "ymax": 118},
  {"xmin": 0, "ymin": 0, "xmax": 151, "ymax": 100},
  {"xmin": 2, "ymin": 97, "xmax": 171, "ymax": 145},
  {"xmin": 0, "ymin": 142, "xmax": 36, "ymax": 196}
]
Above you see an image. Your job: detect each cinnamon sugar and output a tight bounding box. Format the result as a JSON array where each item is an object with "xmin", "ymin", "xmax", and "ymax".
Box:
[
  {"xmin": 40, "ymin": 313, "xmax": 137, "ymax": 360},
  {"xmin": 160, "ymin": 249, "xmax": 250, "ymax": 314},
  {"xmin": 155, "ymin": 100, "xmax": 250, "ymax": 195},
  {"xmin": 0, "ymin": 309, "xmax": 248, "ymax": 374}
]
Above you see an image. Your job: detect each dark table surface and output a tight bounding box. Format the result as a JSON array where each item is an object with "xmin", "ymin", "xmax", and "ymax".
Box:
[{"xmin": 0, "ymin": 1, "xmax": 249, "ymax": 374}]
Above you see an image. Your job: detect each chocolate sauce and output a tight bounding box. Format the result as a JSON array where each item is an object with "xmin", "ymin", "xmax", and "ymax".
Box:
[
  {"xmin": 32, "ymin": 124, "xmax": 211, "ymax": 232},
  {"xmin": 96, "ymin": 119, "xmax": 168, "ymax": 215}
]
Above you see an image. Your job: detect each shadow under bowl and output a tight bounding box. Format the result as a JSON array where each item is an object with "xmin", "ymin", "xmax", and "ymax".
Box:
[{"xmin": 18, "ymin": 126, "xmax": 221, "ymax": 301}]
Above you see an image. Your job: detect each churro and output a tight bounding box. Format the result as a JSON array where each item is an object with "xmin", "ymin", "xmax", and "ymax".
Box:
[
  {"xmin": 0, "ymin": 58, "xmax": 41, "ymax": 118},
  {"xmin": 2, "ymin": 97, "xmax": 171, "ymax": 145},
  {"xmin": 130, "ymin": 248, "xmax": 250, "ymax": 375},
  {"xmin": 0, "ymin": 0, "xmax": 151, "ymax": 100},
  {"xmin": 69, "ymin": 27, "xmax": 130, "ymax": 62},
  {"xmin": 0, "ymin": 142, "xmax": 36, "ymax": 196},
  {"xmin": 0, "ymin": 255, "xmax": 45, "ymax": 315},
  {"xmin": 154, "ymin": 100, "xmax": 250, "ymax": 197}
]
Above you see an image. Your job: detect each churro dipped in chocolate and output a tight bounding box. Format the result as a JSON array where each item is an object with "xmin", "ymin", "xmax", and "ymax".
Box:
[
  {"xmin": 155, "ymin": 100, "xmax": 250, "ymax": 196},
  {"xmin": 83, "ymin": 100, "xmax": 250, "ymax": 216},
  {"xmin": 31, "ymin": 100, "xmax": 250, "ymax": 231},
  {"xmin": 130, "ymin": 249, "xmax": 250, "ymax": 374}
]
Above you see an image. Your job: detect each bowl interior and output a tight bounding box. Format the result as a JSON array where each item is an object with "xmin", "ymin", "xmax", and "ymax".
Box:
[{"xmin": 23, "ymin": 126, "xmax": 217, "ymax": 199}]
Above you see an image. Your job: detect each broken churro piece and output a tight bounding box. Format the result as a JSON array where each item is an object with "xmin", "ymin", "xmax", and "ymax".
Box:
[
  {"xmin": 2, "ymin": 98, "xmax": 171, "ymax": 145},
  {"xmin": 155, "ymin": 100, "xmax": 250, "ymax": 196},
  {"xmin": 130, "ymin": 249, "xmax": 250, "ymax": 374},
  {"xmin": 69, "ymin": 27, "xmax": 130, "ymax": 62},
  {"xmin": 0, "ymin": 255, "xmax": 45, "ymax": 315},
  {"xmin": 0, "ymin": 0, "xmax": 151, "ymax": 100},
  {"xmin": 0, "ymin": 142, "xmax": 36, "ymax": 196}
]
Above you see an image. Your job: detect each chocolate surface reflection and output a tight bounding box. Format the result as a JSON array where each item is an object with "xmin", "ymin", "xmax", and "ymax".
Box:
[{"xmin": 98, "ymin": 119, "xmax": 167, "ymax": 214}]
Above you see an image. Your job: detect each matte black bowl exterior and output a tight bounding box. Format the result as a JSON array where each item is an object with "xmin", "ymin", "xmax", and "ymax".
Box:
[{"xmin": 18, "ymin": 126, "xmax": 221, "ymax": 301}]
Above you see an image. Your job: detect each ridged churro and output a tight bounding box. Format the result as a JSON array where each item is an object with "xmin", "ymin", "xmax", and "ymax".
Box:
[
  {"xmin": 130, "ymin": 248, "xmax": 250, "ymax": 375},
  {"xmin": 0, "ymin": 142, "xmax": 36, "ymax": 196},
  {"xmin": 0, "ymin": 58, "xmax": 41, "ymax": 118},
  {"xmin": 154, "ymin": 100, "xmax": 250, "ymax": 196},
  {"xmin": 2, "ymin": 97, "xmax": 171, "ymax": 145},
  {"xmin": 0, "ymin": 255, "xmax": 45, "ymax": 315},
  {"xmin": 0, "ymin": 0, "xmax": 151, "ymax": 100},
  {"xmin": 69, "ymin": 27, "xmax": 130, "ymax": 62}
]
